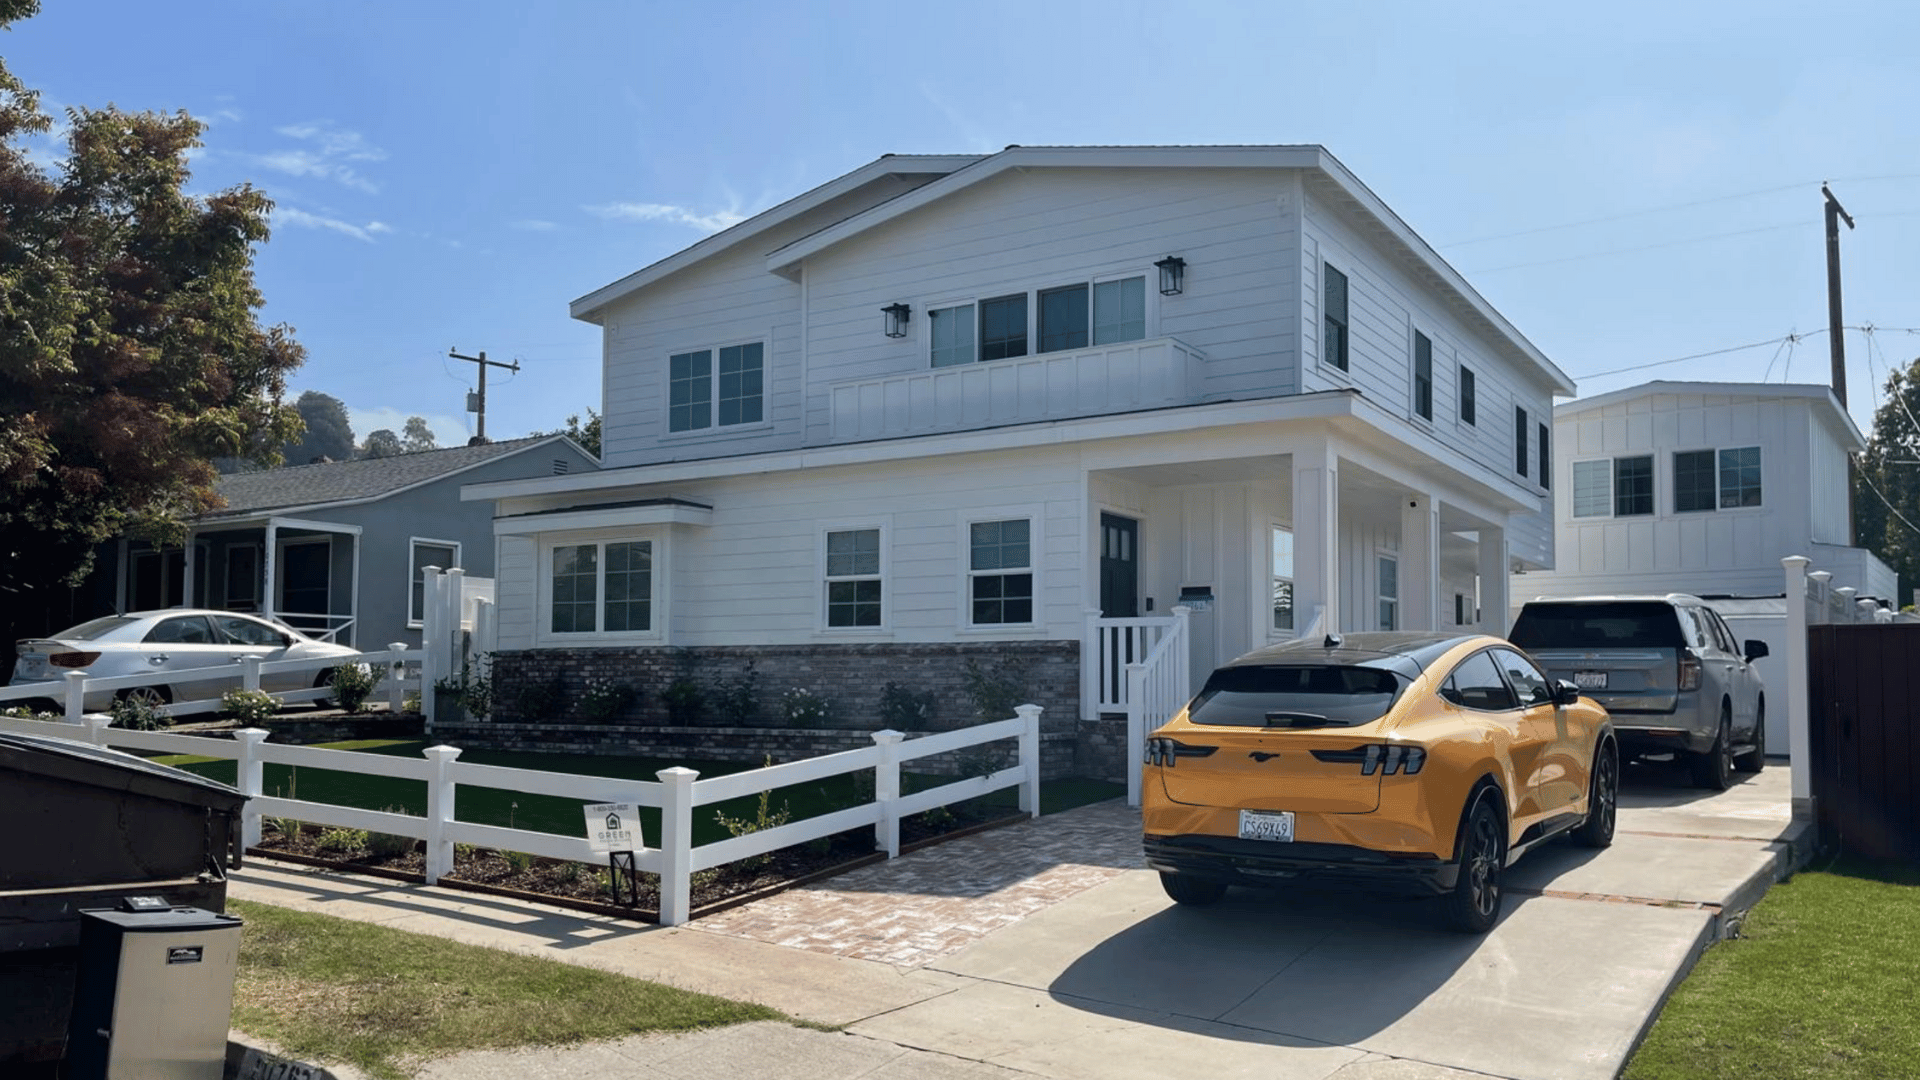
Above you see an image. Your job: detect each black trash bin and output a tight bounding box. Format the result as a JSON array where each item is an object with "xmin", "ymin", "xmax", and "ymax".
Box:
[{"xmin": 0, "ymin": 729, "xmax": 246, "ymax": 1068}]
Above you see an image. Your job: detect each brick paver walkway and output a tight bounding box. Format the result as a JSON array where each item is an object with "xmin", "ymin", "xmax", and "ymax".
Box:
[{"xmin": 695, "ymin": 799, "xmax": 1141, "ymax": 968}]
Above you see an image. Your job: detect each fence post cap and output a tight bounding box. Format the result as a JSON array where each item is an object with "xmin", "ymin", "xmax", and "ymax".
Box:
[
  {"xmin": 657, "ymin": 765, "xmax": 700, "ymax": 783},
  {"xmin": 1781, "ymin": 555, "xmax": 1811, "ymax": 569},
  {"xmin": 388, "ymin": 641, "xmax": 409, "ymax": 651},
  {"xmin": 1014, "ymin": 703, "xmax": 1044, "ymax": 719},
  {"xmin": 233, "ymin": 727, "xmax": 270, "ymax": 744},
  {"xmin": 423, "ymin": 744, "xmax": 463, "ymax": 761},
  {"xmin": 82, "ymin": 714, "xmax": 110, "ymax": 732},
  {"xmin": 64, "ymin": 670, "xmax": 86, "ymax": 682},
  {"xmin": 871, "ymin": 729, "xmax": 906, "ymax": 745}
]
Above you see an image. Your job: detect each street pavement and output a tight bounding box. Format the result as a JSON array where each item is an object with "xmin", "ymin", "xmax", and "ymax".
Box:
[{"xmin": 228, "ymin": 760, "xmax": 1807, "ymax": 1080}]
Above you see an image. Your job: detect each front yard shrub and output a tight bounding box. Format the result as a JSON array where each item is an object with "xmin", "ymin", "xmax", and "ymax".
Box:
[
  {"xmin": 329, "ymin": 662, "xmax": 382, "ymax": 713},
  {"xmin": 109, "ymin": 693, "xmax": 170, "ymax": 731},
  {"xmin": 662, "ymin": 677, "xmax": 705, "ymax": 724},
  {"xmin": 878, "ymin": 681, "xmax": 936, "ymax": 731},
  {"xmin": 221, "ymin": 688, "xmax": 279, "ymax": 722},
  {"xmin": 315, "ymin": 827, "xmax": 369, "ymax": 853},
  {"xmin": 576, "ymin": 677, "xmax": 635, "ymax": 723},
  {"xmin": 514, "ymin": 674, "xmax": 567, "ymax": 720},
  {"xmin": 1, "ymin": 706, "xmax": 59, "ymax": 721},
  {"xmin": 434, "ymin": 654, "xmax": 494, "ymax": 720},
  {"xmin": 712, "ymin": 767, "xmax": 791, "ymax": 873},
  {"xmin": 962, "ymin": 658, "xmax": 1028, "ymax": 721},
  {"xmin": 708, "ymin": 660, "xmax": 759, "ymax": 724},
  {"xmin": 779, "ymin": 686, "xmax": 834, "ymax": 728}
]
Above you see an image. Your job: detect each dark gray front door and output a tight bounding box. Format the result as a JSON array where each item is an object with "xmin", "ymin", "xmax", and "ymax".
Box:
[{"xmin": 1099, "ymin": 513, "xmax": 1139, "ymax": 619}]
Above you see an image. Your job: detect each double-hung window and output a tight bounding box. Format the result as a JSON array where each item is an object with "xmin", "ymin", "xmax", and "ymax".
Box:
[
  {"xmin": 1572, "ymin": 460, "xmax": 1612, "ymax": 518},
  {"xmin": 1271, "ymin": 526, "xmax": 1294, "ymax": 632},
  {"xmin": 1377, "ymin": 555, "xmax": 1399, "ymax": 631},
  {"xmin": 968, "ymin": 518, "xmax": 1033, "ymax": 625},
  {"xmin": 1323, "ymin": 262, "xmax": 1350, "ymax": 371},
  {"xmin": 1459, "ymin": 366, "xmax": 1476, "ymax": 425},
  {"xmin": 1719, "ymin": 447, "xmax": 1762, "ymax": 507},
  {"xmin": 1614, "ymin": 455, "xmax": 1654, "ymax": 516},
  {"xmin": 1413, "ymin": 331, "xmax": 1433, "ymax": 420},
  {"xmin": 548, "ymin": 538, "xmax": 653, "ymax": 635},
  {"xmin": 1538, "ymin": 422, "xmax": 1551, "ymax": 490},
  {"xmin": 1673, "ymin": 450, "xmax": 1717, "ymax": 512},
  {"xmin": 930, "ymin": 274, "xmax": 1148, "ymax": 367},
  {"xmin": 408, "ymin": 538, "xmax": 460, "ymax": 626},
  {"xmin": 1514, "ymin": 406, "xmax": 1529, "ymax": 477},
  {"xmin": 668, "ymin": 342, "xmax": 763, "ymax": 432},
  {"xmin": 824, "ymin": 528, "xmax": 882, "ymax": 628}
]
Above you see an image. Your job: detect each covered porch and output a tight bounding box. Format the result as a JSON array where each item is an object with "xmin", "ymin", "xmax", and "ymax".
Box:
[{"xmin": 121, "ymin": 516, "xmax": 362, "ymax": 645}]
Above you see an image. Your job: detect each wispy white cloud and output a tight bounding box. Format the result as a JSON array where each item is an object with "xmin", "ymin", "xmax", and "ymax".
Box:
[
  {"xmin": 244, "ymin": 121, "xmax": 386, "ymax": 193},
  {"xmin": 510, "ymin": 219, "xmax": 559, "ymax": 232},
  {"xmin": 273, "ymin": 206, "xmax": 390, "ymax": 243},
  {"xmin": 204, "ymin": 107, "xmax": 244, "ymax": 125},
  {"xmin": 583, "ymin": 201, "xmax": 747, "ymax": 233}
]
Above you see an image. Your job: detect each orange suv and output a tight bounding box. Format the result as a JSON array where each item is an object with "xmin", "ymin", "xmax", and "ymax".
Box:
[{"xmin": 1142, "ymin": 632, "xmax": 1616, "ymax": 932}]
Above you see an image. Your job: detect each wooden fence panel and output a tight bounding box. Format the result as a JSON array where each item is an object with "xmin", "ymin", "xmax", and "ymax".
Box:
[{"xmin": 1808, "ymin": 624, "xmax": 1920, "ymax": 863}]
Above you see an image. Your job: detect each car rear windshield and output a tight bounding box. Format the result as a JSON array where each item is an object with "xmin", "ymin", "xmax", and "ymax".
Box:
[
  {"xmin": 1186, "ymin": 665, "xmax": 1407, "ymax": 727},
  {"xmin": 1509, "ymin": 602, "xmax": 1685, "ymax": 649},
  {"xmin": 49, "ymin": 616, "xmax": 139, "ymax": 641}
]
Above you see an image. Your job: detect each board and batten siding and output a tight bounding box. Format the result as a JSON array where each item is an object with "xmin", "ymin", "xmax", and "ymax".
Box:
[
  {"xmin": 595, "ymin": 174, "xmax": 939, "ymax": 470},
  {"xmin": 1297, "ymin": 188, "xmax": 1555, "ymax": 569},
  {"xmin": 798, "ymin": 166, "xmax": 1302, "ymax": 445}
]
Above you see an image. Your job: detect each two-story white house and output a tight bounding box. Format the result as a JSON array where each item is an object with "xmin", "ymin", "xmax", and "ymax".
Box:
[
  {"xmin": 1516, "ymin": 380, "xmax": 1896, "ymax": 753},
  {"xmin": 464, "ymin": 145, "xmax": 1573, "ymax": 776}
]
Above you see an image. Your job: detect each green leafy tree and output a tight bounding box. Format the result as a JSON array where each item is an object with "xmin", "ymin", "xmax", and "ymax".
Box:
[
  {"xmin": 401, "ymin": 415, "xmax": 437, "ymax": 453},
  {"xmin": 360, "ymin": 429, "xmax": 403, "ymax": 459},
  {"xmin": 545, "ymin": 408, "xmax": 600, "ymax": 458},
  {"xmin": 0, "ymin": 0, "xmax": 303, "ymax": 635},
  {"xmin": 1855, "ymin": 356, "xmax": 1920, "ymax": 607},
  {"xmin": 285, "ymin": 390, "xmax": 355, "ymax": 465}
]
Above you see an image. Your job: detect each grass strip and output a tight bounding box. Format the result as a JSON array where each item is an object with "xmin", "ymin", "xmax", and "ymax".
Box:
[
  {"xmin": 1625, "ymin": 858, "xmax": 1920, "ymax": 1080},
  {"xmin": 228, "ymin": 898, "xmax": 779, "ymax": 1079}
]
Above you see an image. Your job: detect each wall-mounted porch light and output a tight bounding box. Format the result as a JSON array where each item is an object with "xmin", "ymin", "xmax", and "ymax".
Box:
[
  {"xmin": 1155, "ymin": 255, "xmax": 1187, "ymax": 296},
  {"xmin": 882, "ymin": 302, "xmax": 911, "ymax": 338}
]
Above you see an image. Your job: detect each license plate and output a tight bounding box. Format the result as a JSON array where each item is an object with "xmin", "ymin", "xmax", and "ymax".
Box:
[
  {"xmin": 1574, "ymin": 670, "xmax": 1608, "ymax": 690},
  {"xmin": 1238, "ymin": 810, "xmax": 1294, "ymax": 843},
  {"xmin": 17, "ymin": 659, "xmax": 46, "ymax": 679}
]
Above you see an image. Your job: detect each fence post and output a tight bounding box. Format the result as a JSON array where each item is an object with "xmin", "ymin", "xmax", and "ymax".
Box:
[
  {"xmin": 240, "ymin": 655, "xmax": 263, "ymax": 693},
  {"xmin": 656, "ymin": 767, "xmax": 699, "ymax": 926},
  {"xmin": 421, "ymin": 745, "xmax": 463, "ymax": 884},
  {"xmin": 1171, "ymin": 604, "xmax": 1193, "ymax": 700},
  {"xmin": 419, "ymin": 566, "xmax": 444, "ymax": 723},
  {"xmin": 234, "ymin": 728, "xmax": 270, "ymax": 849},
  {"xmin": 1782, "ymin": 556, "xmax": 1812, "ymax": 818},
  {"xmin": 1835, "ymin": 586, "xmax": 1857, "ymax": 624},
  {"xmin": 442, "ymin": 568, "xmax": 466, "ymax": 679},
  {"xmin": 387, "ymin": 642, "xmax": 408, "ymax": 713},
  {"xmin": 65, "ymin": 671, "xmax": 88, "ymax": 725},
  {"xmin": 871, "ymin": 730, "xmax": 903, "ymax": 857},
  {"xmin": 82, "ymin": 715, "xmax": 110, "ymax": 747},
  {"xmin": 1125, "ymin": 662, "xmax": 1146, "ymax": 808},
  {"xmin": 1082, "ymin": 609, "xmax": 1101, "ymax": 721},
  {"xmin": 1016, "ymin": 704, "xmax": 1042, "ymax": 817}
]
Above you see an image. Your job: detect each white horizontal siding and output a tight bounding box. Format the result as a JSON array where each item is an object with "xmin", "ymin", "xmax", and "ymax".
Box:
[{"xmin": 495, "ymin": 535, "xmax": 537, "ymax": 651}]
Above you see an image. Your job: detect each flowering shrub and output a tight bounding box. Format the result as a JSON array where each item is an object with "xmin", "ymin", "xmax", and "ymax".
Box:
[
  {"xmin": 329, "ymin": 662, "xmax": 382, "ymax": 713},
  {"xmin": 778, "ymin": 686, "xmax": 834, "ymax": 728},
  {"xmin": 221, "ymin": 688, "xmax": 279, "ymax": 722},
  {"xmin": 577, "ymin": 677, "xmax": 635, "ymax": 723}
]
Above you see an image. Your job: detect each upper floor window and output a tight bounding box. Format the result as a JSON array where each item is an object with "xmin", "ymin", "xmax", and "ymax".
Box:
[
  {"xmin": 1674, "ymin": 450, "xmax": 1717, "ymax": 513},
  {"xmin": 1323, "ymin": 262, "xmax": 1350, "ymax": 371},
  {"xmin": 1572, "ymin": 460, "xmax": 1611, "ymax": 517},
  {"xmin": 968, "ymin": 518, "xmax": 1033, "ymax": 625},
  {"xmin": 930, "ymin": 275, "xmax": 1148, "ymax": 368},
  {"xmin": 1615, "ymin": 455, "xmax": 1654, "ymax": 516},
  {"xmin": 1514, "ymin": 406, "xmax": 1529, "ymax": 477},
  {"xmin": 668, "ymin": 342, "xmax": 763, "ymax": 432},
  {"xmin": 1538, "ymin": 422, "xmax": 1551, "ymax": 490},
  {"xmin": 1719, "ymin": 447, "xmax": 1763, "ymax": 508},
  {"xmin": 1673, "ymin": 446, "xmax": 1763, "ymax": 511},
  {"xmin": 825, "ymin": 528, "xmax": 883, "ymax": 628},
  {"xmin": 1413, "ymin": 331, "xmax": 1433, "ymax": 420},
  {"xmin": 1459, "ymin": 366, "xmax": 1476, "ymax": 425}
]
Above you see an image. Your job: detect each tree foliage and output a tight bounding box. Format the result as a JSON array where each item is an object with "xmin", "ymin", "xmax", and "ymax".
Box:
[
  {"xmin": 285, "ymin": 390, "xmax": 355, "ymax": 465},
  {"xmin": 0, "ymin": 0, "xmax": 304, "ymax": 607},
  {"xmin": 401, "ymin": 415, "xmax": 437, "ymax": 453},
  {"xmin": 545, "ymin": 408, "xmax": 601, "ymax": 458},
  {"xmin": 360, "ymin": 429, "xmax": 403, "ymax": 459},
  {"xmin": 1855, "ymin": 356, "xmax": 1920, "ymax": 607}
]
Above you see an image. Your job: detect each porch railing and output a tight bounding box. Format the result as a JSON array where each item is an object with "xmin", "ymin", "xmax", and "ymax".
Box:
[
  {"xmin": 1083, "ymin": 613, "xmax": 1180, "ymax": 718},
  {"xmin": 1125, "ymin": 606, "xmax": 1191, "ymax": 807}
]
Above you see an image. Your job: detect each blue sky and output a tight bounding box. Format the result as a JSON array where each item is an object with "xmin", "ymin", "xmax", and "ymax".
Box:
[{"xmin": 12, "ymin": 0, "xmax": 1920, "ymax": 447}]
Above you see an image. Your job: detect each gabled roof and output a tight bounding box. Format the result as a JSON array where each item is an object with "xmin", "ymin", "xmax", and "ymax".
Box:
[
  {"xmin": 1555, "ymin": 381, "xmax": 1866, "ymax": 451},
  {"xmin": 204, "ymin": 435, "xmax": 587, "ymax": 520},
  {"xmin": 568, "ymin": 154, "xmax": 986, "ymax": 322}
]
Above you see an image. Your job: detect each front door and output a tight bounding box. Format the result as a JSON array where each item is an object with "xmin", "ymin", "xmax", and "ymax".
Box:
[
  {"xmin": 1099, "ymin": 513, "xmax": 1139, "ymax": 619},
  {"xmin": 278, "ymin": 538, "xmax": 332, "ymax": 633}
]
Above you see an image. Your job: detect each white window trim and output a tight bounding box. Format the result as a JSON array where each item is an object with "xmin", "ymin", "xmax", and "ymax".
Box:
[
  {"xmin": 818, "ymin": 520, "xmax": 889, "ymax": 634},
  {"xmin": 1457, "ymin": 363, "xmax": 1477, "ymax": 428},
  {"xmin": 1571, "ymin": 458, "xmax": 1614, "ymax": 519},
  {"xmin": 407, "ymin": 536, "xmax": 463, "ymax": 629},
  {"xmin": 1717, "ymin": 445, "xmax": 1764, "ymax": 510},
  {"xmin": 534, "ymin": 526, "xmax": 668, "ymax": 646},
  {"xmin": 661, "ymin": 333, "xmax": 774, "ymax": 438},
  {"xmin": 1671, "ymin": 446, "xmax": 1720, "ymax": 515},
  {"xmin": 923, "ymin": 266, "xmax": 1159, "ymax": 370},
  {"xmin": 1409, "ymin": 327, "xmax": 1435, "ymax": 427},
  {"xmin": 1376, "ymin": 552, "xmax": 1399, "ymax": 632},
  {"xmin": 1318, "ymin": 258, "xmax": 1351, "ymax": 377},
  {"xmin": 1610, "ymin": 453, "xmax": 1657, "ymax": 518},
  {"xmin": 957, "ymin": 505, "xmax": 1043, "ymax": 632}
]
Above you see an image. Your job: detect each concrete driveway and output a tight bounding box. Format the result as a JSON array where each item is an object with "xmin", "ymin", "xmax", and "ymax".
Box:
[{"xmin": 232, "ymin": 760, "xmax": 1807, "ymax": 1080}]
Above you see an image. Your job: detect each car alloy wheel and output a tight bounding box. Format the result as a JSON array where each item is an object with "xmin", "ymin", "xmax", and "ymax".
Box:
[
  {"xmin": 117, "ymin": 685, "xmax": 169, "ymax": 709},
  {"xmin": 1445, "ymin": 796, "xmax": 1505, "ymax": 933},
  {"xmin": 1575, "ymin": 740, "xmax": 1617, "ymax": 849},
  {"xmin": 1694, "ymin": 709, "xmax": 1734, "ymax": 791}
]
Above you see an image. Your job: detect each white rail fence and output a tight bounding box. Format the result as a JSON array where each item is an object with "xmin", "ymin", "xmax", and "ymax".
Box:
[
  {"xmin": 0, "ymin": 647, "xmax": 423, "ymax": 722},
  {"xmin": 1123, "ymin": 607, "xmax": 1191, "ymax": 808},
  {"xmin": 1083, "ymin": 610, "xmax": 1182, "ymax": 719},
  {"xmin": 0, "ymin": 704, "xmax": 1044, "ymax": 927}
]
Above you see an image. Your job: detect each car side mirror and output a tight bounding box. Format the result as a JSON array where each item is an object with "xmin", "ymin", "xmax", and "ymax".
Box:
[
  {"xmin": 278, "ymin": 633, "xmax": 293, "ymax": 648},
  {"xmin": 1743, "ymin": 640, "xmax": 1769, "ymax": 662},
  {"xmin": 1552, "ymin": 679, "xmax": 1581, "ymax": 707}
]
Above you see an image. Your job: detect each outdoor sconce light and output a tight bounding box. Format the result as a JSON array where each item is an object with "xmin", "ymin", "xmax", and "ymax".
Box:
[
  {"xmin": 882, "ymin": 302, "xmax": 911, "ymax": 338},
  {"xmin": 1155, "ymin": 255, "xmax": 1186, "ymax": 295}
]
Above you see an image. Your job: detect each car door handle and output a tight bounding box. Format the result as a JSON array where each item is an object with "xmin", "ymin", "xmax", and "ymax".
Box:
[{"xmin": 148, "ymin": 655, "xmax": 168, "ymax": 664}]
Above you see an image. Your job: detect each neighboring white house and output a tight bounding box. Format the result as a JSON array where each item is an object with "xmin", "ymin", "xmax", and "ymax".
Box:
[
  {"xmin": 464, "ymin": 145, "xmax": 1573, "ymax": 772},
  {"xmin": 1515, "ymin": 380, "xmax": 1897, "ymax": 753}
]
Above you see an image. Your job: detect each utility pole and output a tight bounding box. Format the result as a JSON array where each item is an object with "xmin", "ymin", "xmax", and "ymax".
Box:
[
  {"xmin": 447, "ymin": 348, "xmax": 520, "ymax": 441},
  {"xmin": 1823, "ymin": 184, "xmax": 1857, "ymax": 544}
]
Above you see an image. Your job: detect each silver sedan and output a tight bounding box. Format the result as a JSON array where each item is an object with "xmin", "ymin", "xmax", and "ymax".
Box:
[{"xmin": 9, "ymin": 609, "xmax": 363, "ymax": 711}]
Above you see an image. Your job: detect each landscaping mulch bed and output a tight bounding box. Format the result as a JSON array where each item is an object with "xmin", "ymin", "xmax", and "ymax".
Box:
[{"xmin": 248, "ymin": 802, "xmax": 1027, "ymax": 921}]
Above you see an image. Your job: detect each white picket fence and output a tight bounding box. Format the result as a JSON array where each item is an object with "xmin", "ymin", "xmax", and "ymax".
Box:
[
  {"xmin": 0, "ymin": 646, "xmax": 423, "ymax": 722},
  {"xmin": 0, "ymin": 704, "xmax": 1044, "ymax": 926}
]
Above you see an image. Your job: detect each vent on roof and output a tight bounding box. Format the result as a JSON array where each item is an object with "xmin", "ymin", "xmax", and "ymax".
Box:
[{"xmin": 553, "ymin": 459, "xmax": 569, "ymax": 476}]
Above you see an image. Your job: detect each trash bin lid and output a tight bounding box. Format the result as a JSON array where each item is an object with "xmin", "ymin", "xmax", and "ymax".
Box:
[{"xmin": 0, "ymin": 729, "xmax": 244, "ymax": 810}]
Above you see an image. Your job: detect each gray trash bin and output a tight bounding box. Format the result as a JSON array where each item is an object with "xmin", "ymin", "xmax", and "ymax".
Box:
[{"xmin": 66, "ymin": 900, "xmax": 244, "ymax": 1080}]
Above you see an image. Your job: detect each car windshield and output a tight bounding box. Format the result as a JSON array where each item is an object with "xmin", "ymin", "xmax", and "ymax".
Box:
[
  {"xmin": 1186, "ymin": 665, "xmax": 1407, "ymax": 727},
  {"xmin": 51, "ymin": 616, "xmax": 139, "ymax": 641},
  {"xmin": 1509, "ymin": 602, "xmax": 1686, "ymax": 649}
]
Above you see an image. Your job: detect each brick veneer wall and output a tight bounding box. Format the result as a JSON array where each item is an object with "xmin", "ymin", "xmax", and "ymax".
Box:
[{"xmin": 466, "ymin": 641, "xmax": 1086, "ymax": 778}]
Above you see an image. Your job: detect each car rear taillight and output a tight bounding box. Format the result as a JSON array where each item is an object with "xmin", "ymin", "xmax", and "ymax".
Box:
[
  {"xmin": 48, "ymin": 651, "xmax": 100, "ymax": 669},
  {"xmin": 1678, "ymin": 649, "xmax": 1701, "ymax": 692},
  {"xmin": 1311, "ymin": 744, "xmax": 1427, "ymax": 775},
  {"xmin": 1143, "ymin": 737, "xmax": 1218, "ymax": 768}
]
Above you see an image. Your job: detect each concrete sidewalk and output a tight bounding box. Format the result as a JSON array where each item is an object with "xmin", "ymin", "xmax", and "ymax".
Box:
[{"xmin": 229, "ymin": 763, "xmax": 1808, "ymax": 1080}]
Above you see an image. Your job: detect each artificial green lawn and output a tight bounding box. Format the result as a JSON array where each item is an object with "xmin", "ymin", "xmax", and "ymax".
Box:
[
  {"xmin": 157, "ymin": 739, "xmax": 1121, "ymax": 849},
  {"xmin": 1625, "ymin": 858, "xmax": 1920, "ymax": 1080},
  {"xmin": 229, "ymin": 898, "xmax": 778, "ymax": 1079}
]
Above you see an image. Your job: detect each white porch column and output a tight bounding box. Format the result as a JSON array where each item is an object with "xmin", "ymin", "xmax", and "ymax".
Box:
[
  {"xmin": 1782, "ymin": 556, "xmax": 1812, "ymax": 816},
  {"xmin": 262, "ymin": 521, "xmax": 278, "ymax": 623},
  {"xmin": 1476, "ymin": 524, "xmax": 1509, "ymax": 637},
  {"xmin": 1400, "ymin": 495, "xmax": 1439, "ymax": 631},
  {"xmin": 1291, "ymin": 445, "xmax": 1340, "ymax": 636},
  {"xmin": 182, "ymin": 529, "xmax": 196, "ymax": 607}
]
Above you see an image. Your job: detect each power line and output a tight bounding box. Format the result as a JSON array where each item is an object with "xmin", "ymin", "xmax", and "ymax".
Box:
[
  {"xmin": 1854, "ymin": 454, "xmax": 1920, "ymax": 540},
  {"xmin": 1759, "ymin": 335, "xmax": 1793, "ymax": 383},
  {"xmin": 1574, "ymin": 332, "xmax": 1821, "ymax": 380},
  {"xmin": 1465, "ymin": 220, "xmax": 1814, "ymax": 275}
]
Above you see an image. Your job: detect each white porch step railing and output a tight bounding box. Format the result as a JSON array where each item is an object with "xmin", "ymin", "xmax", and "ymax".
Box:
[
  {"xmin": 1083, "ymin": 611, "xmax": 1185, "ymax": 718},
  {"xmin": 0, "ymin": 704, "xmax": 1045, "ymax": 927},
  {"xmin": 1122, "ymin": 607, "xmax": 1191, "ymax": 808}
]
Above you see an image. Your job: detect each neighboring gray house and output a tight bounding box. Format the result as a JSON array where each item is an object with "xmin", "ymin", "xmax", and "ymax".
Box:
[{"xmin": 91, "ymin": 436, "xmax": 598, "ymax": 649}]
